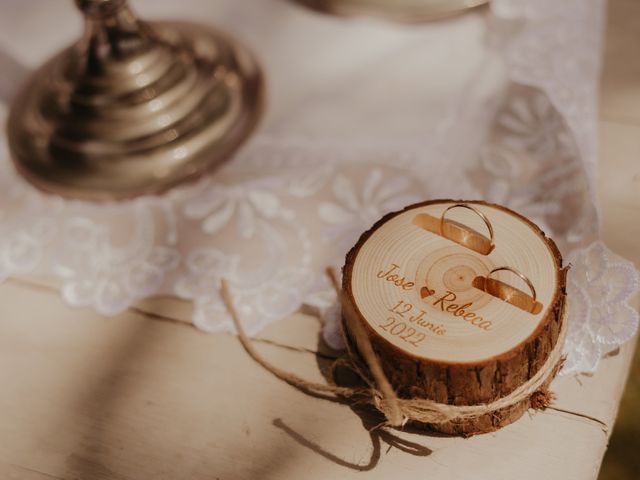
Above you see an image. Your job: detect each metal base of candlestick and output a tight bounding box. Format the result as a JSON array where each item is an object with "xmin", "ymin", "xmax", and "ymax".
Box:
[
  {"xmin": 292, "ymin": 0, "xmax": 489, "ymax": 22},
  {"xmin": 7, "ymin": 1, "xmax": 264, "ymax": 201}
]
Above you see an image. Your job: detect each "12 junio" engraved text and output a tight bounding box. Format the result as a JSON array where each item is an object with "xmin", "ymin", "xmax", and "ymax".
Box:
[{"xmin": 389, "ymin": 300, "xmax": 447, "ymax": 336}]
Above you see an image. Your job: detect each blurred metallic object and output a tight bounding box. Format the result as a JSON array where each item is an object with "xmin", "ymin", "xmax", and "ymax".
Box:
[
  {"xmin": 7, "ymin": 0, "xmax": 264, "ymax": 200},
  {"xmin": 293, "ymin": 0, "xmax": 489, "ymax": 22}
]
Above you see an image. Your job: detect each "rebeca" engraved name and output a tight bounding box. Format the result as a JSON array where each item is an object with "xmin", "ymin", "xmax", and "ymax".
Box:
[{"xmin": 429, "ymin": 291, "xmax": 493, "ymax": 331}]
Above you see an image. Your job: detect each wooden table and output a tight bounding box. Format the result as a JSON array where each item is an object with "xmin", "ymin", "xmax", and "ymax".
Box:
[{"xmin": 1, "ymin": 1, "xmax": 639, "ymax": 479}]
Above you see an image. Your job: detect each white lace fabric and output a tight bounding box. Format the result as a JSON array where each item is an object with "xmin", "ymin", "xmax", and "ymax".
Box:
[{"xmin": 0, "ymin": 0, "xmax": 637, "ymax": 376}]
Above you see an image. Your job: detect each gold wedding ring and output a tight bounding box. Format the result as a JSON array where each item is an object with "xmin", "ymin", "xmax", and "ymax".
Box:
[
  {"xmin": 487, "ymin": 267, "xmax": 537, "ymax": 304},
  {"xmin": 478, "ymin": 266, "xmax": 541, "ymax": 314},
  {"xmin": 439, "ymin": 203, "xmax": 495, "ymax": 255}
]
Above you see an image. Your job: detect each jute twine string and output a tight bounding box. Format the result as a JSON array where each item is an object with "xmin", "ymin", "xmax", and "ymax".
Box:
[{"xmin": 220, "ymin": 269, "xmax": 567, "ymax": 429}]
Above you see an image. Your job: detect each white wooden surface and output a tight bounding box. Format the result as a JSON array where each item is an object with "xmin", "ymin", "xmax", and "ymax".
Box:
[
  {"xmin": 0, "ymin": 277, "xmax": 634, "ymax": 480},
  {"xmin": 1, "ymin": 0, "xmax": 639, "ymax": 479}
]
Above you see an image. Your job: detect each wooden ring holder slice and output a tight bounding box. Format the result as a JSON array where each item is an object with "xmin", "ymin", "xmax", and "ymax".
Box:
[{"xmin": 342, "ymin": 200, "xmax": 567, "ymax": 435}]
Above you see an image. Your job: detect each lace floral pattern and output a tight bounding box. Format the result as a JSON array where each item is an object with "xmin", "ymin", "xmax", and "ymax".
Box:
[
  {"xmin": 472, "ymin": 84, "xmax": 597, "ymax": 254},
  {"xmin": 490, "ymin": 0, "xmax": 603, "ymax": 197},
  {"xmin": 563, "ymin": 242, "xmax": 640, "ymax": 375},
  {"xmin": 173, "ymin": 146, "xmax": 431, "ymax": 334},
  {"xmin": 0, "ymin": 0, "xmax": 635, "ymax": 376},
  {"xmin": 54, "ymin": 202, "xmax": 181, "ymax": 316},
  {"xmin": 319, "ymin": 169, "xmax": 423, "ymax": 265}
]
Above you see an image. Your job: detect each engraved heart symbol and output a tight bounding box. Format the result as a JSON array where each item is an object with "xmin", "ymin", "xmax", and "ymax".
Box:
[{"xmin": 420, "ymin": 286, "xmax": 434, "ymax": 299}]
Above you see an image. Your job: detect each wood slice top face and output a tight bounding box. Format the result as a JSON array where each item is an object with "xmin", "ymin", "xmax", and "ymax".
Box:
[{"xmin": 349, "ymin": 201, "xmax": 560, "ymax": 364}]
